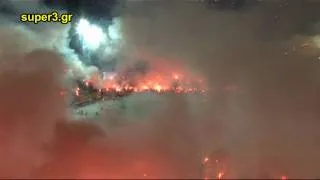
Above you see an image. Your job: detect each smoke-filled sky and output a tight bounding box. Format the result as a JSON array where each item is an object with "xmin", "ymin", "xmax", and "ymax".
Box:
[{"xmin": 1, "ymin": 0, "xmax": 320, "ymax": 179}]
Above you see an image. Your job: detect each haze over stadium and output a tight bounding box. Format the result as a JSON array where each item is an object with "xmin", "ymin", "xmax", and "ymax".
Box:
[{"xmin": 0, "ymin": 0, "xmax": 320, "ymax": 179}]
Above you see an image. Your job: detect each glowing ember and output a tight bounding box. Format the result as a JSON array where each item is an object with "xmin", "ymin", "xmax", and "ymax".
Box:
[
  {"xmin": 108, "ymin": 76, "xmax": 114, "ymax": 80},
  {"xmin": 173, "ymin": 74, "xmax": 180, "ymax": 80},
  {"xmin": 74, "ymin": 70, "xmax": 208, "ymax": 98},
  {"xmin": 203, "ymin": 157, "xmax": 209, "ymax": 164},
  {"xmin": 217, "ymin": 172, "xmax": 224, "ymax": 179},
  {"xmin": 281, "ymin": 175, "xmax": 288, "ymax": 180},
  {"xmin": 75, "ymin": 87, "xmax": 80, "ymax": 96},
  {"xmin": 154, "ymin": 84, "xmax": 162, "ymax": 92}
]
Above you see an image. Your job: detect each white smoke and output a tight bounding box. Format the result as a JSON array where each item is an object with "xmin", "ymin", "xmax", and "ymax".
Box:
[
  {"xmin": 0, "ymin": 0, "xmax": 110, "ymax": 81},
  {"xmin": 2, "ymin": 0, "xmax": 320, "ymax": 179},
  {"xmin": 85, "ymin": 17, "xmax": 125, "ymax": 65}
]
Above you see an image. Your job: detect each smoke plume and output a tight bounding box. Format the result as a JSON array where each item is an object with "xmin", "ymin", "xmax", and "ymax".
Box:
[
  {"xmin": 1, "ymin": 0, "xmax": 320, "ymax": 179},
  {"xmin": 118, "ymin": 0, "xmax": 320, "ymax": 178}
]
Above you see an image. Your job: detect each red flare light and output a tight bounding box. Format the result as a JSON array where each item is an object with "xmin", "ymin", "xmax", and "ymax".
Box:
[
  {"xmin": 78, "ymin": 69, "xmax": 208, "ymax": 97},
  {"xmin": 217, "ymin": 171, "xmax": 224, "ymax": 179},
  {"xmin": 84, "ymin": 53, "xmax": 208, "ymax": 95}
]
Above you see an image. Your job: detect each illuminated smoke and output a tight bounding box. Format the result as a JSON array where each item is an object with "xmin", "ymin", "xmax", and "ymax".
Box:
[
  {"xmin": 118, "ymin": 0, "xmax": 320, "ymax": 178},
  {"xmin": 1, "ymin": 0, "xmax": 320, "ymax": 179},
  {"xmin": 76, "ymin": 18, "xmax": 107, "ymax": 51}
]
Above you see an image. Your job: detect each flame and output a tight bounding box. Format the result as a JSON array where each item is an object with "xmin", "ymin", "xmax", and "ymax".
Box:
[
  {"xmin": 173, "ymin": 74, "xmax": 180, "ymax": 80},
  {"xmin": 75, "ymin": 87, "xmax": 80, "ymax": 96},
  {"xmin": 71, "ymin": 52, "xmax": 211, "ymax": 98},
  {"xmin": 203, "ymin": 157, "xmax": 209, "ymax": 164},
  {"xmin": 217, "ymin": 171, "xmax": 224, "ymax": 179},
  {"xmin": 154, "ymin": 84, "xmax": 162, "ymax": 92},
  {"xmin": 75, "ymin": 69, "xmax": 208, "ymax": 97}
]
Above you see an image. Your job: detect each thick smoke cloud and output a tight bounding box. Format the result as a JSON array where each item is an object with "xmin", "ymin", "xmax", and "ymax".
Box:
[
  {"xmin": 0, "ymin": 0, "xmax": 204, "ymax": 178},
  {"xmin": 1, "ymin": 0, "xmax": 320, "ymax": 179},
  {"xmin": 0, "ymin": 0, "xmax": 102, "ymax": 80},
  {"xmin": 0, "ymin": 50, "xmax": 66, "ymax": 178},
  {"xmin": 118, "ymin": 0, "xmax": 320, "ymax": 178},
  {"xmin": 0, "ymin": 0, "xmax": 101, "ymax": 178}
]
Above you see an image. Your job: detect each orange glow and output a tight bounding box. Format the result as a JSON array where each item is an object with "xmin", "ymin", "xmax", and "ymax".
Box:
[
  {"xmin": 73, "ymin": 53, "xmax": 210, "ymax": 101},
  {"xmin": 203, "ymin": 157, "xmax": 209, "ymax": 164},
  {"xmin": 75, "ymin": 87, "xmax": 80, "ymax": 96},
  {"xmin": 77, "ymin": 66, "xmax": 208, "ymax": 96},
  {"xmin": 217, "ymin": 172, "xmax": 224, "ymax": 179},
  {"xmin": 154, "ymin": 84, "xmax": 162, "ymax": 92}
]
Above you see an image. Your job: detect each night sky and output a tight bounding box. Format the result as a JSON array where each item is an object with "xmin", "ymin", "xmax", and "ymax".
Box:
[{"xmin": 43, "ymin": 0, "xmax": 119, "ymax": 21}]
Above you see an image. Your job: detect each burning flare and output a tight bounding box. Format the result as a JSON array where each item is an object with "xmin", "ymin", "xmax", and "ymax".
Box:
[{"xmin": 74, "ymin": 70, "xmax": 208, "ymax": 98}]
